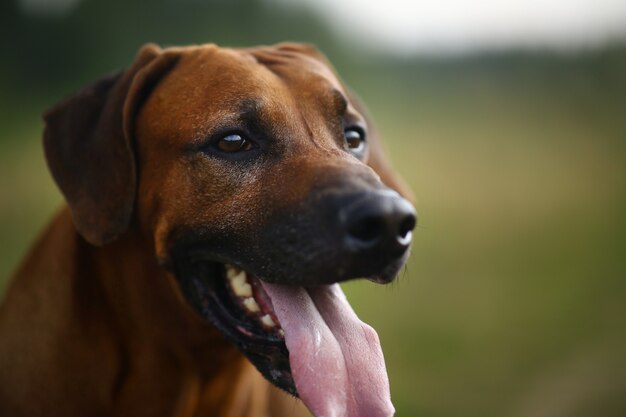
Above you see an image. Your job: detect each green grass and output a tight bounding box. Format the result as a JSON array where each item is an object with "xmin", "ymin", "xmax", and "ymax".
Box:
[{"xmin": 1, "ymin": 54, "xmax": 625, "ymax": 417}]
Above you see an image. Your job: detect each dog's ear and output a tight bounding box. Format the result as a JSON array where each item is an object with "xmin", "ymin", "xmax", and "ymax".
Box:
[
  {"xmin": 276, "ymin": 42, "xmax": 414, "ymax": 201},
  {"xmin": 44, "ymin": 43, "xmax": 179, "ymax": 246}
]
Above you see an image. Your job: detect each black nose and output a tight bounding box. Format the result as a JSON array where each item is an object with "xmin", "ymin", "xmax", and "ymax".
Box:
[{"xmin": 340, "ymin": 190, "xmax": 417, "ymax": 257}]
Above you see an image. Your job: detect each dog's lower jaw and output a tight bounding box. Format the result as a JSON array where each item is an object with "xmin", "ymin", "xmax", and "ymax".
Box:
[
  {"xmin": 174, "ymin": 260, "xmax": 297, "ymax": 395},
  {"xmin": 173, "ymin": 256, "xmax": 396, "ymax": 417}
]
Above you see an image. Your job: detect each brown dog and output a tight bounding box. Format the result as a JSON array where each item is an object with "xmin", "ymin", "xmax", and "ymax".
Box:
[{"xmin": 0, "ymin": 43, "xmax": 416, "ymax": 417}]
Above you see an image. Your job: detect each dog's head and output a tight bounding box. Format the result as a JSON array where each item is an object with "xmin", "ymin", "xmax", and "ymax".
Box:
[{"xmin": 44, "ymin": 43, "xmax": 416, "ymax": 417}]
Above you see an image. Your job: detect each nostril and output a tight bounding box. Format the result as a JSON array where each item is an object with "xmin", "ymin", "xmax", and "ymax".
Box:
[
  {"xmin": 398, "ymin": 214, "xmax": 416, "ymax": 245},
  {"xmin": 347, "ymin": 216, "xmax": 384, "ymax": 246}
]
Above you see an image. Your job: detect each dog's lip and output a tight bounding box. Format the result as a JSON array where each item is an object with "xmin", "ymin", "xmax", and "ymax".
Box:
[
  {"xmin": 222, "ymin": 263, "xmax": 285, "ymax": 338},
  {"xmin": 189, "ymin": 259, "xmax": 285, "ymax": 344},
  {"xmin": 173, "ymin": 255, "xmax": 297, "ymax": 394}
]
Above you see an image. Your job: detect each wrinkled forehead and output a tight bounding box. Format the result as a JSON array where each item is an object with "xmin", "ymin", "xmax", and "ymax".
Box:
[
  {"xmin": 140, "ymin": 45, "xmax": 349, "ymax": 145},
  {"xmin": 158, "ymin": 46, "xmax": 336, "ymax": 116},
  {"xmin": 241, "ymin": 45, "xmax": 345, "ymax": 93}
]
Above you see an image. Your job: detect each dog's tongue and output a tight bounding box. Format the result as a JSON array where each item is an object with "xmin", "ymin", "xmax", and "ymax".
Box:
[{"xmin": 261, "ymin": 282, "xmax": 395, "ymax": 417}]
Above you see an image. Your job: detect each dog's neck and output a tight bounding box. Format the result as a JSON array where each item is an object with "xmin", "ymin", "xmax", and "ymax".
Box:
[{"xmin": 2, "ymin": 207, "xmax": 272, "ymax": 417}]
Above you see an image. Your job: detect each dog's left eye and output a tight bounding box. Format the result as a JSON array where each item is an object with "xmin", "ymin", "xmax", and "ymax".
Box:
[
  {"xmin": 215, "ymin": 133, "xmax": 253, "ymax": 153},
  {"xmin": 344, "ymin": 128, "xmax": 365, "ymax": 154}
]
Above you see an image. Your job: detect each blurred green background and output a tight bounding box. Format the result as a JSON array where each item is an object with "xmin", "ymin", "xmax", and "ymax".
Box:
[{"xmin": 1, "ymin": 1, "xmax": 625, "ymax": 416}]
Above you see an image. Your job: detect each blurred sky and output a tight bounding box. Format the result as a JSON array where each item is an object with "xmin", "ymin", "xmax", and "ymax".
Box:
[
  {"xmin": 271, "ymin": 0, "xmax": 626, "ymax": 54},
  {"xmin": 20, "ymin": 0, "xmax": 626, "ymax": 55}
]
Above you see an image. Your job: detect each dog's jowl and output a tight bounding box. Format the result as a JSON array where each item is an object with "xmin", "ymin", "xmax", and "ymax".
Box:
[{"xmin": 0, "ymin": 42, "xmax": 416, "ymax": 417}]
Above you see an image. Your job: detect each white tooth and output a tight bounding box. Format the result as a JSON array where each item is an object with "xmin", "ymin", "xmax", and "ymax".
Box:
[
  {"xmin": 243, "ymin": 297, "xmax": 260, "ymax": 313},
  {"xmin": 278, "ymin": 329, "xmax": 285, "ymax": 337},
  {"xmin": 226, "ymin": 264, "xmax": 241, "ymax": 279},
  {"xmin": 260, "ymin": 314, "xmax": 276, "ymax": 328},
  {"xmin": 230, "ymin": 272, "xmax": 253, "ymax": 297}
]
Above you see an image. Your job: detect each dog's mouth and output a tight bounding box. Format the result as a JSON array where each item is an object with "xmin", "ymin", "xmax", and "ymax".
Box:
[
  {"xmin": 223, "ymin": 264, "xmax": 284, "ymax": 337},
  {"xmin": 176, "ymin": 260, "xmax": 295, "ymax": 392},
  {"xmin": 175, "ymin": 258, "xmax": 395, "ymax": 417}
]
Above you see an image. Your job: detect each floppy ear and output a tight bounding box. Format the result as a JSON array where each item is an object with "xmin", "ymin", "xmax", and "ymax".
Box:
[
  {"xmin": 276, "ymin": 42, "xmax": 414, "ymax": 201},
  {"xmin": 43, "ymin": 43, "xmax": 179, "ymax": 246}
]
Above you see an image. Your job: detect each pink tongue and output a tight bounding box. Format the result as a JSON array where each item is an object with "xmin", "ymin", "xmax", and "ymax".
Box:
[{"xmin": 261, "ymin": 282, "xmax": 395, "ymax": 417}]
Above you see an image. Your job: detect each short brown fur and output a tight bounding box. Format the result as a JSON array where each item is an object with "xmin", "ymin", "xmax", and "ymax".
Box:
[{"xmin": 0, "ymin": 43, "xmax": 409, "ymax": 417}]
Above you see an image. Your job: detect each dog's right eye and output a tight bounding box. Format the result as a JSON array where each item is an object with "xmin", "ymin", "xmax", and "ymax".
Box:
[
  {"xmin": 343, "ymin": 127, "xmax": 366, "ymax": 155},
  {"xmin": 215, "ymin": 133, "xmax": 253, "ymax": 153}
]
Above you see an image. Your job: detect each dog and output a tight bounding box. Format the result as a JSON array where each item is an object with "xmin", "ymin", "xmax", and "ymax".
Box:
[{"xmin": 0, "ymin": 42, "xmax": 416, "ymax": 417}]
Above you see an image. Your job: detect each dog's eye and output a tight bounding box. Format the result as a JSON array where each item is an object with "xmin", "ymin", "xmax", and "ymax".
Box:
[
  {"xmin": 216, "ymin": 134, "xmax": 252, "ymax": 153},
  {"xmin": 344, "ymin": 128, "xmax": 365, "ymax": 153}
]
